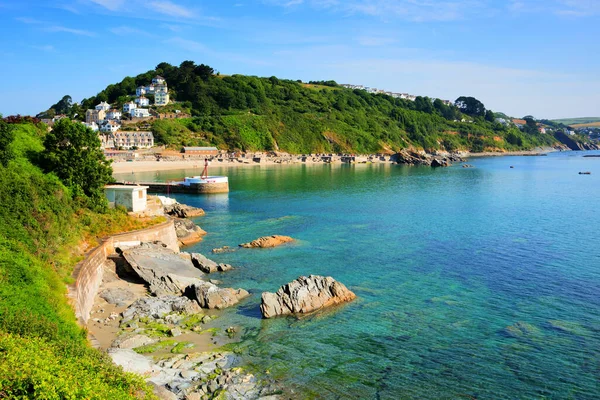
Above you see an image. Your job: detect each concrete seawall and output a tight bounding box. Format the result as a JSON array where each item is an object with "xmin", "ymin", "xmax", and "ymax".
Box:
[{"xmin": 68, "ymin": 219, "xmax": 179, "ymax": 325}]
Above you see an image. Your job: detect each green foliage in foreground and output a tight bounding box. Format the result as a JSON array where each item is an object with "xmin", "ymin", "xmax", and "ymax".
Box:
[
  {"xmin": 61, "ymin": 61, "xmax": 558, "ymax": 153},
  {"xmin": 0, "ymin": 123, "xmax": 155, "ymax": 399}
]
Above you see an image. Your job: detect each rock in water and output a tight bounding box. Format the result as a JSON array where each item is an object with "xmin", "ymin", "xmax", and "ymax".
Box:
[
  {"xmin": 260, "ymin": 275, "xmax": 356, "ymax": 318},
  {"xmin": 194, "ymin": 282, "xmax": 249, "ymax": 309},
  {"xmin": 239, "ymin": 235, "xmax": 295, "ymax": 249},
  {"xmin": 191, "ymin": 253, "xmax": 233, "ymax": 273},
  {"xmin": 164, "ymin": 203, "xmax": 205, "ymax": 218}
]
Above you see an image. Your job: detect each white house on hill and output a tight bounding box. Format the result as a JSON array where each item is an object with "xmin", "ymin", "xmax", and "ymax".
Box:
[
  {"xmin": 136, "ymin": 86, "xmax": 146, "ymax": 96},
  {"xmin": 131, "ymin": 108, "xmax": 150, "ymax": 118},
  {"xmin": 136, "ymin": 96, "xmax": 150, "ymax": 107},
  {"xmin": 152, "ymin": 75, "xmax": 166, "ymax": 85},
  {"xmin": 123, "ymin": 101, "xmax": 137, "ymax": 113},
  {"xmin": 100, "ymin": 120, "xmax": 120, "ymax": 133},
  {"xmin": 96, "ymin": 101, "xmax": 111, "ymax": 111},
  {"xmin": 106, "ymin": 109, "xmax": 122, "ymax": 120}
]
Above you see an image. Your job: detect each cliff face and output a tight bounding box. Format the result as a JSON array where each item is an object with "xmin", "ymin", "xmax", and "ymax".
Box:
[{"xmin": 554, "ymin": 130, "xmax": 599, "ymax": 151}]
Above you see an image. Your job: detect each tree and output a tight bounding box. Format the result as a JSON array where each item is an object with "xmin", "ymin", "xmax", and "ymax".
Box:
[
  {"xmin": 41, "ymin": 119, "xmax": 113, "ymax": 209},
  {"xmin": 0, "ymin": 120, "xmax": 15, "ymax": 166},
  {"xmin": 50, "ymin": 95, "xmax": 73, "ymax": 115},
  {"xmin": 455, "ymin": 96, "xmax": 486, "ymax": 117},
  {"xmin": 485, "ymin": 109, "xmax": 495, "ymax": 122}
]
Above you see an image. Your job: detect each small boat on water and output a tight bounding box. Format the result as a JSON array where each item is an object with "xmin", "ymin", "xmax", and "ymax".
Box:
[{"xmin": 579, "ymin": 171, "xmax": 592, "ymax": 175}]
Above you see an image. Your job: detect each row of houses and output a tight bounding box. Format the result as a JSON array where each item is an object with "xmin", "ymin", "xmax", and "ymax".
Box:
[
  {"xmin": 339, "ymin": 83, "xmax": 453, "ymax": 106},
  {"xmin": 99, "ymin": 131, "xmax": 154, "ymax": 149},
  {"xmin": 135, "ymin": 76, "xmax": 170, "ymax": 106}
]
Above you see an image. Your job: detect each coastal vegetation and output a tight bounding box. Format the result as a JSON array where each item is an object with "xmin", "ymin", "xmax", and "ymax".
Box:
[
  {"xmin": 44, "ymin": 61, "xmax": 558, "ymax": 154},
  {"xmin": 0, "ymin": 119, "xmax": 157, "ymax": 398}
]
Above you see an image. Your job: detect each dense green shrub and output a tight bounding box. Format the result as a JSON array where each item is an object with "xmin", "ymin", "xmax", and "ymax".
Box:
[{"xmin": 0, "ymin": 123, "xmax": 156, "ymax": 399}]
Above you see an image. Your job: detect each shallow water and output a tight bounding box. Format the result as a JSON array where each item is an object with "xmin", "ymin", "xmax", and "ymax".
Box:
[{"xmin": 116, "ymin": 151, "xmax": 600, "ymax": 399}]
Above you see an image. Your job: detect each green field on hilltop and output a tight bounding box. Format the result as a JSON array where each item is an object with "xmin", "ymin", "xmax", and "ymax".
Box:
[{"xmin": 551, "ymin": 117, "xmax": 600, "ymax": 126}]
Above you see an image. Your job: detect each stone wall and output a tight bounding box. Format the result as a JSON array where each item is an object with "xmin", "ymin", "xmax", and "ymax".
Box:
[{"xmin": 69, "ymin": 219, "xmax": 179, "ymax": 324}]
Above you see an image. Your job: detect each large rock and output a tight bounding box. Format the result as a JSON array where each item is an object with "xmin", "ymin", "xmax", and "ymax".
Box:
[
  {"xmin": 194, "ymin": 282, "xmax": 249, "ymax": 310},
  {"xmin": 164, "ymin": 203, "xmax": 205, "ymax": 218},
  {"xmin": 239, "ymin": 235, "xmax": 295, "ymax": 249},
  {"xmin": 122, "ymin": 243, "xmax": 205, "ymax": 296},
  {"xmin": 260, "ymin": 275, "xmax": 356, "ymax": 318},
  {"xmin": 108, "ymin": 348, "xmax": 157, "ymax": 375},
  {"xmin": 112, "ymin": 334, "xmax": 158, "ymax": 349},
  {"xmin": 191, "ymin": 253, "xmax": 233, "ymax": 273},
  {"xmin": 99, "ymin": 288, "xmax": 135, "ymax": 306},
  {"xmin": 122, "ymin": 296, "xmax": 201, "ymax": 323}
]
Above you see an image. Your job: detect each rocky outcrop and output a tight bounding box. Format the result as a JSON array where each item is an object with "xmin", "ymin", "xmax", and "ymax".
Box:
[
  {"xmin": 173, "ymin": 219, "xmax": 207, "ymax": 246},
  {"xmin": 260, "ymin": 275, "xmax": 356, "ymax": 318},
  {"xmin": 190, "ymin": 253, "xmax": 233, "ymax": 273},
  {"xmin": 122, "ymin": 295, "xmax": 202, "ymax": 323},
  {"xmin": 112, "ymin": 334, "xmax": 158, "ymax": 349},
  {"xmin": 194, "ymin": 282, "xmax": 249, "ymax": 310},
  {"xmin": 122, "ymin": 242, "xmax": 205, "ymax": 296},
  {"xmin": 391, "ymin": 150, "xmax": 462, "ymax": 167},
  {"xmin": 239, "ymin": 235, "xmax": 295, "ymax": 249},
  {"xmin": 164, "ymin": 203, "xmax": 205, "ymax": 218},
  {"xmin": 99, "ymin": 288, "xmax": 135, "ymax": 307}
]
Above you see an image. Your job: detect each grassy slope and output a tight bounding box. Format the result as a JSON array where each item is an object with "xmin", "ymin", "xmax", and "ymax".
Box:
[
  {"xmin": 74, "ymin": 64, "xmax": 559, "ymax": 154},
  {"xmin": 0, "ymin": 123, "xmax": 157, "ymax": 399}
]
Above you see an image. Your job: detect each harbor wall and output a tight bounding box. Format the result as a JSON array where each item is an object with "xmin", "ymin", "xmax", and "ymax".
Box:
[{"xmin": 68, "ymin": 219, "xmax": 178, "ymax": 324}]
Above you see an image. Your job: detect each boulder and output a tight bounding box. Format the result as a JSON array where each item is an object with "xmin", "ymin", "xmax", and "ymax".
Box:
[
  {"xmin": 260, "ymin": 275, "xmax": 356, "ymax": 318},
  {"xmin": 122, "ymin": 296, "xmax": 201, "ymax": 323},
  {"xmin": 191, "ymin": 253, "xmax": 233, "ymax": 273},
  {"xmin": 164, "ymin": 203, "xmax": 205, "ymax": 219},
  {"xmin": 99, "ymin": 288, "xmax": 135, "ymax": 306},
  {"xmin": 112, "ymin": 334, "xmax": 158, "ymax": 349},
  {"xmin": 122, "ymin": 243, "xmax": 205, "ymax": 296},
  {"xmin": 108, "ymin": 348, "xmax": 156, "ymax": 375},
  {"xmin": 239, "ymin": 235, "xmax": 295, "ymax": 249},
  {"xmin": 194, "ymin": 282, "xmax": 249, "ymax": 310}
]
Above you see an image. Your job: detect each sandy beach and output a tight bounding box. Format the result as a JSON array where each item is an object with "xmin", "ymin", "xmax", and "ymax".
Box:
[{"xmin": 111, "ymin": 148, "xmax": 561, "ymax": 174}]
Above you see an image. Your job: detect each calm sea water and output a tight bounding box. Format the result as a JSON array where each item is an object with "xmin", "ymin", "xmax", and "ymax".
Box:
[{"xmin": 115, "ymin": 151, "xmax": 600, "ymax": 399}]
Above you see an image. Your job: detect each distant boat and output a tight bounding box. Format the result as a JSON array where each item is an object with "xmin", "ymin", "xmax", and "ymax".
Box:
[{"xmin": 579, "ymin": 171, "xmax": 592, "ymax": 175}]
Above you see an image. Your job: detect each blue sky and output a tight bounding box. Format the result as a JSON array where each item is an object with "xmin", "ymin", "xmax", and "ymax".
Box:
[{"xmin": 1, "ymin": 0, "xmax": 599, "ymax": 119}]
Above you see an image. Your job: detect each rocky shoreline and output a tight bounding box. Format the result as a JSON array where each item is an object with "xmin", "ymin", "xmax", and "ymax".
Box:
[{"xmin": 84, "ymin": 201, "xmax": 356, "ymax": 399}]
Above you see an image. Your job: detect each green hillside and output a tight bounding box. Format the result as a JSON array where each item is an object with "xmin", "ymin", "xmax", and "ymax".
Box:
[
  {"xmin": 551, "ymin": 117, "xmax": 600, "ymax": 126},
  {"xmin": 45, "ymin": 61, "xmax": 557, "ymax": 153},
  {"xmin": 0, "ymin": 118, "xmax": 156, "ymax": 398}
]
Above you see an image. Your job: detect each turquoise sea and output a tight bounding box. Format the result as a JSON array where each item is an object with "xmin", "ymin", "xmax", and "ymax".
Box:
[{"xmin": 116, "ymin": 151, "xmax": 600, "ymax": 399}]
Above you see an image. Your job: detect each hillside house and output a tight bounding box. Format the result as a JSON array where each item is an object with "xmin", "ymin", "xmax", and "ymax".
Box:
[
  {"xmin": 113, "ymin": 131, "xmax": 154, "ymax": 149},
  {"xmin": 130, "ymin": 108, "xmax": 151, "ymax": 118},
  {"xmin": 99, "ymin": 133, "xmax": 114, "ymax": 148},
  {"xmin": 152, "ymin": 75, "xmax": 166, "ymax": 85},
  {"xmin": 84, "ymin": 122, "xmax": 99, "ymax": 131},
  {"xmin": 136, "ymin": 96, "xmax": 150, "ymax": 107},
  {"xmin": 123, "ymin": 101, "xmax": 137, "ymax": 113},
  {"xmin": 100, "ymin": 120, "xmax": 120, "ymax": 133},
  {"xmin": 106, "ymin": 109, "xmax": 122, "ymax": 120},
  {"xmin": 96, "ymin": 101, "xmax": 111, "ymax": 111},
  {"xmin": 86, "ymin": 109, "xmax": 106, "ymax": 124},
  {"xmin": 155, "ymin": 91, "xmax": 169, "ymax": 106},
  {"xmin": 136, "ymin": 86, "xmax": 146, "ymax": 96}
]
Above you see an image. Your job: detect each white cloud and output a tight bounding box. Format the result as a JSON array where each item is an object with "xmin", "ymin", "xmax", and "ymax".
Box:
[
  {"xmin": 148, "ymin": 0, "xmax": 195, "ymax": 18},
  {"xmin": 109, "ymin": 26, "xmax": 152, "ymax": 36},
  {"xmin": 46, "ymin": 25, "xmax": 96, "ymax": 36},
  {"xmin": 15, "ymin": 17, "xmax": 43, "ymax": 24},
  {"xmin": 89, "ymin": 0, "xmax": 125, "ymax": 11},
  {"xmin": 266, "ymin": 0, "xmax": 488, "ymax": 22},
  {"xmin": 31, "ymin": 45, "xmax": 55, "ymax": 52}
]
